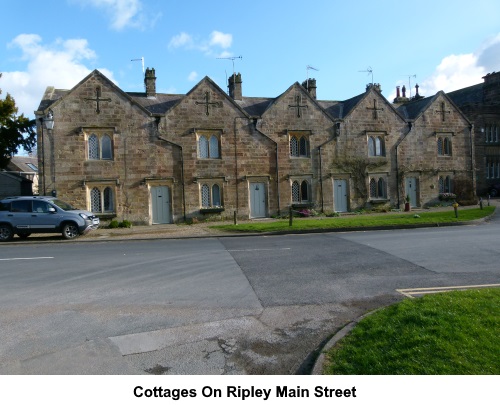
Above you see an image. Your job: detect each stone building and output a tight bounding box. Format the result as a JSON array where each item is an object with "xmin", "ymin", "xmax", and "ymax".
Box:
[
  {"xmin": 448, "ymin": 71, "xmax": 500, "ymax": 196},
  {"xmin": 34, "ymin": 68, "xmax": 475, "ymax": 225}
]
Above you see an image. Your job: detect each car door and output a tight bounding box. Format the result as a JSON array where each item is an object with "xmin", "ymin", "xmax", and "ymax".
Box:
[
  {"xmin": 30, "ymin": 200, "xmax": 59, "ymax": 231},
  {"xmin": 8, "ymin": 200, "xmax": 33, "ymax": 232}
]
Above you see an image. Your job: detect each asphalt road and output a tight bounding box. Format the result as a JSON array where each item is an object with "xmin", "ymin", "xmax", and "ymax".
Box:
[{"xmin": 1, "ymin": 215, "xmax": 499, "ymax": 374}]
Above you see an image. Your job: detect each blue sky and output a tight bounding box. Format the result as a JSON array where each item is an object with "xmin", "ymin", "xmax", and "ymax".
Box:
[{"xmin": 2, "ymin": 0, "xmax": 500, "ymax": 119}]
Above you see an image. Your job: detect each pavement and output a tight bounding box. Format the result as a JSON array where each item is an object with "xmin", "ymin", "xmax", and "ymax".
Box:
[{"xmin": 79, "ymin": 200, "xmax": 497, "ymax": 242}]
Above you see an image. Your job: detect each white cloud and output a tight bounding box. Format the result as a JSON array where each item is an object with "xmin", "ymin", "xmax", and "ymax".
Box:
[
  {"xmin": 2, "ymin": 34, "xmax": 115, "ymax": 118},
  {"xmin": 209, "ymin": 31, "xmax": 232, "ymax": 49},
  {"xmin": 389, "ymin": 34, "xmax": 500, "ymax": 101},
  {"xmin": 168, "ymin": 30, "xmax": 233, "ymax": 57},
  {"xmin": 75, "ymin": 0, "xmax": 161, "ymax": 31},
  {"xmin": 168, "ymin": 32, "xmax": 194, "ymax": 49},
  {"xmin": 187, "ymin": 71, "xmax": 198, "ymax": 82}
]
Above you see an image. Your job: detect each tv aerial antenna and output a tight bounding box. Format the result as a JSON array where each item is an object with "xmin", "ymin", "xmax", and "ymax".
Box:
[
  {"xmin": 131, "ymin": 57, "xmax": 145, "ymax": 73},
  {"xmin": 359, "ymin": 66, "xmax": 374, "ymax": 84},
  {"xmin": 306, "ymin": 65, "xmax": 319, "ymax": 90},
  {"xmin": 217, "ymin": 55, "xmax": 242, "ymax": 76},
  {"xmin": 404, "ymin": 74, "xmax": 417, "ymax": 98}
]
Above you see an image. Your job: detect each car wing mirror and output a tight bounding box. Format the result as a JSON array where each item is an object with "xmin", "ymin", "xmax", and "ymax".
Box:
[{"xmin": 48, "ymin": 207, "xmax": 56, "ymax": 213}]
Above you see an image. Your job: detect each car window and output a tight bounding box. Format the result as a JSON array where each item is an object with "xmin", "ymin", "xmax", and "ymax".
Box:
[
  {"xmin": 11, "ymin": 200, "xmax": 32, "ymax": 212},
  {"xmin": 0, "ymin": 202, "xmax": 10, "ymax": 211},
  {"xmin": 52, "ymin": 199, "xmax": 75, "ymax": 210},
  {"xmin": 33, "ymin": 200, "xmax": 51, "ymax": 213}
]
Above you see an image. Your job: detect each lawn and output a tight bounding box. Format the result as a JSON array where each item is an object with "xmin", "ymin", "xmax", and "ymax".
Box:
[
  {"xmin": 323, "ymin": 288, "xmax": 500, "ymax": 374},
  {"xmin": 210, "ymin": 206, "xmax": 495, "ymax": 233}
]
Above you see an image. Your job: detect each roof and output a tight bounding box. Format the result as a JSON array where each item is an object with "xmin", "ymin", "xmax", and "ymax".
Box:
[
  {"xmin": 7, "ymin": 155, "xmax": 38, "ymax": 173},
  {"xmin": 447, "ymin": 83, "xmax": 483, "ymax": 107}
]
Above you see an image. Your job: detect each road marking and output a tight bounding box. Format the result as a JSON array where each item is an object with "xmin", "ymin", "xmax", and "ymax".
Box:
[
  {"xmin": 227, "ymin": 248, "xmax": 291, "ymax": 252},
  {"xmin": 397, "ymin": 283, "xmax": 500, "ymax": 298},
  {"xmin": 0, "ymin": 257, "xmax": 55, "ymax": 261}
]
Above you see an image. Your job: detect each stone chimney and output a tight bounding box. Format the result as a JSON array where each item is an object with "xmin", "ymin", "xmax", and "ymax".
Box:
[
  {"xmin": 228, "ymin": 73, "xmax": 242, "ymax": 100},
  {"xmin": 366, "ymin": 83, "xmax": 382, "ymax": 93},
  {"xmin": 302, "ymin": 78, "xmax": 317, "ymax": 100},
  {"xmin": 393, "ymin": 85, "xmax": 409, "ymax": 104},
  {"xmin": 144, "ymin": 67, "xmax": 156, "ymax": 98},
  {"xmin": 483, "ymin": 71, "xmax": 500, "ymax": 105}
]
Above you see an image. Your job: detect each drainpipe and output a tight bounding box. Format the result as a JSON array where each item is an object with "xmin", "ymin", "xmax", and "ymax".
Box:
[
  {"xmin": 158, "ymin": 132, "xmax": 186, "ymax": 222},
  {"xmin": 317, "ymin": 123, "xmax": 341, "ymax": 213},
  {"xmin": 254, "ymin": 122, "xmax": 281, "ymax": 215},
  {"xmin": 395, "ymin": 121, "xmax": 413, "ymax": 209},
  {"xmin": 469, "ymin": 124, "xmax": 476, "ymax": 196}
]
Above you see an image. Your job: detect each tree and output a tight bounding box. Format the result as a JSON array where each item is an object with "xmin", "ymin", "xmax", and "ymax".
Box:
[{"xmin": 0, "ymin": 73, "xmax": 36, "ymax": 169}]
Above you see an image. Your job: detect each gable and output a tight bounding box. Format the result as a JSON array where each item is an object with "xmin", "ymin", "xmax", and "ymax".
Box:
[
  {"xmin": 411, "ymin": 92, "xmax": 471, "ymax": 127},
  {"xmin": 37, "ymin": 70, "xmax": 151, "ymax": 118},
  {"xmin": 164, "ymin": 76, "xmax": 250, "ymax": 122},
  {"xmin": 342, "ymin": 88, "xmax": 406, "ymax": 125},
  {"xmin": 261, "ymin": 82, "xmax": 334, "ymax": 125}
]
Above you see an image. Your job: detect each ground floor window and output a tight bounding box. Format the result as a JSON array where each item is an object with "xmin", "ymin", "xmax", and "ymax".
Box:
[
  {"xmin": 89, "ymin": 186, "xmax": 115, "ymax": 213},
  {"xmin": 369, "ymin": 176, "xmax": 387, "ymax": 199},
  {"xmin": 200, "ymin": 183, "xmax": 223, "ymax": 208},
  {"xmin": 438, "ymin": 176, "xmax": 452, "ymax": 193},
  {"xmin": 485, "ymin": 158, "xmax": 500, "ymax": 179},
  {"xmin": 291, "ymin": 179, "xmax": 310, "ymax": 203}
]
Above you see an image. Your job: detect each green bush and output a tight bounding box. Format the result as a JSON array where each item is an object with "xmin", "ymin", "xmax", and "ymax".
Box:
[
  {"xmin": 108, "ymin": 220, "xmax": 119, "ymax": 229},
  {"xmin": 118, "ymin": 220, "xmax": 132, "ymax": 228}
]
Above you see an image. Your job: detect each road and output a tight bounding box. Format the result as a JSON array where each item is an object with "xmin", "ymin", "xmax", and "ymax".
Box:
[{"xmin": 0, "ymin": 215, "xmax": 499, "ymax": 374}]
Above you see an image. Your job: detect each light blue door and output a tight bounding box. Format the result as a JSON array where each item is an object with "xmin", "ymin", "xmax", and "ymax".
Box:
[
  {"xmin": 405, "ymin": 177, "xmax": 418, "ymax": 207},
  {"xmin": 151, "ymin": 186, "xmax": 171, "ymax": 224},
  {"xmin": 334, "ymin": 179, "xmax": 348, "ymax": 212},
  {"xmin": 250, "ymin": 183, "xmax": 266, "ymax": 218}
]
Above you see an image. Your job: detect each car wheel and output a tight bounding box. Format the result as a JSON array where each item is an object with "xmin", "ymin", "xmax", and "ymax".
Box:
[
  {"xmin": 17, "ymin": 233, "xmax": 31, "ymax": 239},
  {"xmin": 0, "ymin": 224, "xmax": 14, "ymax": 242},
  {"xmin": 489, "ymin": 189, "xmax": 498, "ymax": 197},
  {"xmin": 62, "ymin": 223, "xmax": 80, "ymax": 240}
]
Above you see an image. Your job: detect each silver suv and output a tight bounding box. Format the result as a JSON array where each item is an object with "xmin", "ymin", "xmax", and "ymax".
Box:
[{"xmin": 0, "ymin": 196, "xmax": 99, "ymax": 241}]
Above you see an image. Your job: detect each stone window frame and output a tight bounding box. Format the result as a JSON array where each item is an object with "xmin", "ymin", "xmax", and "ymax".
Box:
[
  {"xmin": 85, "ymin": 129, "xmax": 115, "ymax": 161},
  {"xmin": 436, "ymin": 132, "xmax": 453, "ymax": 157},
  {"xmin": 367, "ymin": 131, "xmax": 386, "ymax": 157},
  {"xmin": 485, "ymin": 157, "xmax": 500, "ymax": 180},
  {"xmin": 197, "ymin": 178, "xmax": 225, "ymax": 210},
  {"xmin": 368, "ymin": 173, "xmax": 388, "ymax": 200},
  {"xmin": 485, "ymin": 125, "xmax": 499, "ymax": 143},
  {"xmin": 438, "ymin": 175, "xmax": 453, "ymax": 193},
  {"xmin": 289, "ymin": 175, "xmax": 312, "ymax": 204},
  {"xmin": 196, "ymin": 130, "xmax": 222, "ymax": 159},
  {"xmin": 288, "ymin": 131, "xmax": 311, "ymax": 158},
  {"xmin": 85, "ymin": 181, "xmax": 117, "ymax": 214}
]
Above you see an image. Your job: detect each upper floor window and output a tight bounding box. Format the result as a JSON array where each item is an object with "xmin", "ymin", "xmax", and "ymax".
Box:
[
  {"xmin": 368, "ymin": 135, "xmax": 385, "ymax": 157},
  {"xmin": 198, "ymin": 134, "xmax": 220, "ymax": 159},
  {"xmin": 88, "ymin": 133, "xmax": 113, "ymax": 160},
  {"xmin": 291, "ymin": 179, "xmax": 310, "ymax": 203},
  {"xmin": 289, "ymin": 134, "xmax": 310, "ymax": 157},
  {"xmin": 369, "ymin": 176, "xmax": 387, "ymax": 199},
  {"xmin": 437, "ymin": 135, "xmax": 452, "ymax": 156},
  {"xmin": 485, "ymin": 125, "xmax": 499, "ymax": 143}
]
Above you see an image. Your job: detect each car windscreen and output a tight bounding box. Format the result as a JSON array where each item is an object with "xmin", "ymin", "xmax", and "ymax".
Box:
[{"xmin": 52, "ymin": 199, "xmax": 76, "ymax": 211}]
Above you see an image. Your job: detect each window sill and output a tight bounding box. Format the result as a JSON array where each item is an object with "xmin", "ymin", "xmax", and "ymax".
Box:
[
  {"xmin": 369, "ymin": 199, "xmax": 389, "ymax": 204},
  {"xmin": 94, "ymin": 213, "xmax": 116, "ymax": 219},
  {"xmin": 200, "ymin": 207, "xmax": 225, "ymax": 214},
  {"xmin": 291, "ymin": 202, "xmax": 313, "ymax": 209}
]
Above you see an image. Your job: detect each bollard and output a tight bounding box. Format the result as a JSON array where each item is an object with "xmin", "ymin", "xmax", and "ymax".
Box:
[
  {"xmin": 289, "ymin": 206, "xmax": 293, "ymax": 226},
  {"xmin": 234, "ymin": 210, "xmax": 237, "ymax": 225},
  {"xmin": 488, "ymin": 195, "xmax": 490, "ymax": 206},
  {"xmin": 452, "ymin": 202, "xmax": 459, "ymax": 218},
  {"xmin": 479, "ymin": 197, "xmax": 483, "ymax": 210}
]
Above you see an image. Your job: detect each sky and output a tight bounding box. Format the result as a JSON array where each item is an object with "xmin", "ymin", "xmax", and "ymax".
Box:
[{"xmin": 2, "ymin": 0, "xmax": 500, "ymax": 120}]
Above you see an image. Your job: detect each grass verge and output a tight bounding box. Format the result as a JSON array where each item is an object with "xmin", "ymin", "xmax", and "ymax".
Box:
[
  {"xmin": 323, "ymin": 288, "xmax": 500, "ymax": 374},
  {"xmin": 210, "ymin": 207, "xmax": 495, "ymax": 233}
]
